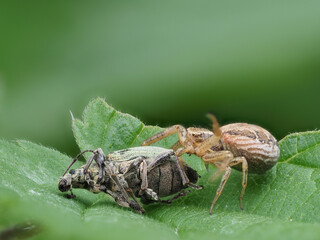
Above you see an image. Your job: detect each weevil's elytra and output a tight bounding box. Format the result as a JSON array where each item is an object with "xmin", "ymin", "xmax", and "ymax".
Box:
[
  {"xmin": 107, "ymin": 147, "xmax": 175, "ymax": 162},
  {"xmin": 141, "ymin": 114, "xmax": 280, "ymax": 214},
  {"xmin": 58, "ymin": 146, "xmax": 201, "ymax": 214}
]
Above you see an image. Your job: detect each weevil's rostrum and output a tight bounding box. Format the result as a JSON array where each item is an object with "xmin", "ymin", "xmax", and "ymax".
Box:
[
  {"xmin": 58, "ymin": 146, "xmax": 201, "ymax": 214},
  {"xmin": 142, "ymin": 114, "xmax": 280, "ymax": 214}
]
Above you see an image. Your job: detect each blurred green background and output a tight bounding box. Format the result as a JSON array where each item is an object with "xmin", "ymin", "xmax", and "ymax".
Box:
[{"xmin": 0, "ymin": 0, "xmax": 320, "ymax": 156}]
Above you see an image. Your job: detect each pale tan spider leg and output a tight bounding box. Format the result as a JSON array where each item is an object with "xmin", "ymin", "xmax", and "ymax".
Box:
[
  {"xmin": 202, "ymin": 152, "xmax": 248, "ymax": 213},
  {"xmin": 195, "ymin": 135, "xmax": 221, "ymax": 156},
  {"xmin": 209, "ymin": 166, "xmax": 231, "ymax": 214},
  {"xmin": 201, "ymin": 151, "xmax": 234, "ymax": 170},
  {"xmin": 206, "ymin": 113, "xmax": 222, "ymax": 137},
  {"xmin": 229, "ymin": 157, "xmax": 248, "ymax": 210},
  {"xmin": 194, "ymin": 114, "xmax": 222, "ymax": 157},
  {"xmin": 171, "ymin": 141, "xmax": 182, "ymax": 151},
  {"xmin": 201, "ymin": 151, "xmax": 234, "ymax": 214},
  {"xmin": 141, "ymin": 125, "xmax": 188, "ymax": 146}
]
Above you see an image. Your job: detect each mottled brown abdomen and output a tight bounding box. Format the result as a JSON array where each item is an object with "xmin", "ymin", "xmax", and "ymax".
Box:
[
  {"xmin": 220, "ymin": 123, "xmax": 280, "ymax": 174},
  {"xmin": 147, "ymin": 162, "xmax": 198, "ymax": 197}
]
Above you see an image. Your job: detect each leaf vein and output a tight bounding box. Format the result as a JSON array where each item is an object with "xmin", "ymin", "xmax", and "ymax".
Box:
[
  {"xmin": 100, "ymin": 110, "xmax": 116, "ymax": 150},
  {"xmin": 129, "ymin": 123, "xmax": 145, "ymax": 147},
  {"xmin": 281, "ymin": 143, "xmax": 320, "ymax": 165}
]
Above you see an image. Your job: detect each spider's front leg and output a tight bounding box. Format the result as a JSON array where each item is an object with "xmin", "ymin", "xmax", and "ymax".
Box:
[{"xmin": 141, "ymin": 125, "xmax": 188, "ymax": 147}]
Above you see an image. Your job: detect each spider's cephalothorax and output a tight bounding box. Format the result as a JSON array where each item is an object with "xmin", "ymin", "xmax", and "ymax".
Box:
[{"xmin": 142, "ymin": 114, "xmax": 280, "ymax": 214}]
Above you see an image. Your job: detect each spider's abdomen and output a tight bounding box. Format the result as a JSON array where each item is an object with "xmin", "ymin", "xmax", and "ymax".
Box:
[{"xmin": 220, "ymin": 123, "xmax": 280, "ymax": 174}]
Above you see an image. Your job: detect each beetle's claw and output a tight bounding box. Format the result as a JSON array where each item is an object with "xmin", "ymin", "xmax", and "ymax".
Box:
[{"xmin": 64, "ymin": 193, "xmax": 76, "ymax": 199}]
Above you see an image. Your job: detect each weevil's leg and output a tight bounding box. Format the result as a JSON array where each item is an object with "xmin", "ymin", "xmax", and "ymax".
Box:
[
  {"xmin": 83, "ymin": 149, "xmax": 106, "ymax": 183},
  {"xmin": 62, "ymin": 149, "xmax": 95, "ymax": 176},
  {"xmin": 138, "ymin": 160, "xmax": 164, "ymax": 203},
  {"xmin": 83, "ymin": 152, "xmax": 97, "ymax": 174},
  {"xmin": 106, "ymin": 190, "xmax": 130, "ymax": 208},
  {"xmin": 140, "ymin": 160, "xmax": 148, "ymax": 190},
  {"xmin": 147, "ymin": 150, "xmax": 190, "ymax": 185},
  {"xmin": 69, "ymin": 189, "xmax": 76, "ymax": 198},
  {"xmin": 125, "ymin": 187, "xmax": 145, "ymax": 214},
  {"xmin": 106, "ymin": 166, "xmax": 145, "ymax": 213},
  {"xmin": 94, "ymin": 149, "xmax": 106, "ymax": 182},
  {"xmin": 142, "ymin": 189, "xmax": 193, "ymax": 205},
  {"xmin": 209, "ymin": 166, "xmax": 232, "ymax": 215},
  {"xmin": 139, "ymin": 160, "xmax": 165, "ymax": 203},
  {"xmin": 65, "ymin": 189, "xmax": 77, "ymax": 199},
  {"xmin": 141, "ymin": 125, "xmax": 188, "ymax": 146},
  {"xmin": 141, "ymin": 160, "xmax": 148, "ymax": 190},
  {"xmin": 107, "ymin": 190, "xmax": 145, "ymax": 213},
  {"xmin": 112, "ymin": 175, "xmax": 145, "ymax": 214},
  {"xmin": 160, "ymin": 190, "xmax": 191, "ymax": 204},
  {"xmin": 186, "ymin": 182, "xmax": 203, "ymax": 190},
  {"xmin": 175, "ymin": 149, "xmax": 190, "ymax": 185},
  {"xmin": 229, "ymin": 156, "xmax": 248, "ymax": 210},
  {"xmin": 140, "ymin": 188, "xmax": 160, "ymax": 204}
]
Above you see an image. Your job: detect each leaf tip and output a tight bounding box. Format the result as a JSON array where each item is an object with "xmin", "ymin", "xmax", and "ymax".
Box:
[{"xmin": 69, "ymin": 110, "xmax": 75, "ymax": 121}]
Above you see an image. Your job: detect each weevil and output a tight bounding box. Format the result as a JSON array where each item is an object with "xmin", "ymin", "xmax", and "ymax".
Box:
[
  {"xmin": 58, "ymin": 146, "xmax": 201, "ymax": 214},
  {"xmin": 142, "ymin": 114, "xmax": 280, "ymax": 214}
]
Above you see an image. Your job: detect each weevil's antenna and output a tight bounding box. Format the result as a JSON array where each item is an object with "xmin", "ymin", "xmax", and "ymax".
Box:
[
  {"xmin": 62, "ymin": 150, "xmax": 95, "ymax": 177},
  {"xmin": 69, "ymin": 110, "xmax": 75, "ymax": 121},
  {"xmin": 83, "ymin": 153, "xmax": 94, "ymax": 174}
]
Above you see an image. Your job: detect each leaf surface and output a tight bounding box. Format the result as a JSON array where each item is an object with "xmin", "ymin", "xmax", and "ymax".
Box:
[{"xmin": 1, "ymin": 97, "xmax": 320, "ymax": 240}]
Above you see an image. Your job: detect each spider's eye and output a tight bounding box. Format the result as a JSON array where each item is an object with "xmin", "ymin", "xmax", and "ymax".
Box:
[{"xmin": 69, "ymin": 169, "xmax": 75, "ymax": 175}]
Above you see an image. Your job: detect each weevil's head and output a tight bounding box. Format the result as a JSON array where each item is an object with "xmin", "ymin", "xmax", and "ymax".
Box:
[
  {"xmin": 58, "ymin": 174, "xmax": 71, "ymax": 192},
  {"xmin": 58, "ymin": 168, "xmax": 88, "ymax": 192}
]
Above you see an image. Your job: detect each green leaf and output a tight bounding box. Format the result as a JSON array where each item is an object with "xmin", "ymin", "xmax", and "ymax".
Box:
[
  {"xmin": 71, "ymin": 98, "xmax": 320, "ymax": 239},
  {"xmin": 1, "ymin": 97, "xmax": 320, "ymax": 240},
  {"xmin": 72, "ymin": 97, "xmax": 173, "ymax": 152},
  {"xmin": 0, "ymin": 140, "xmax": 178, "ymax": 240}
]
